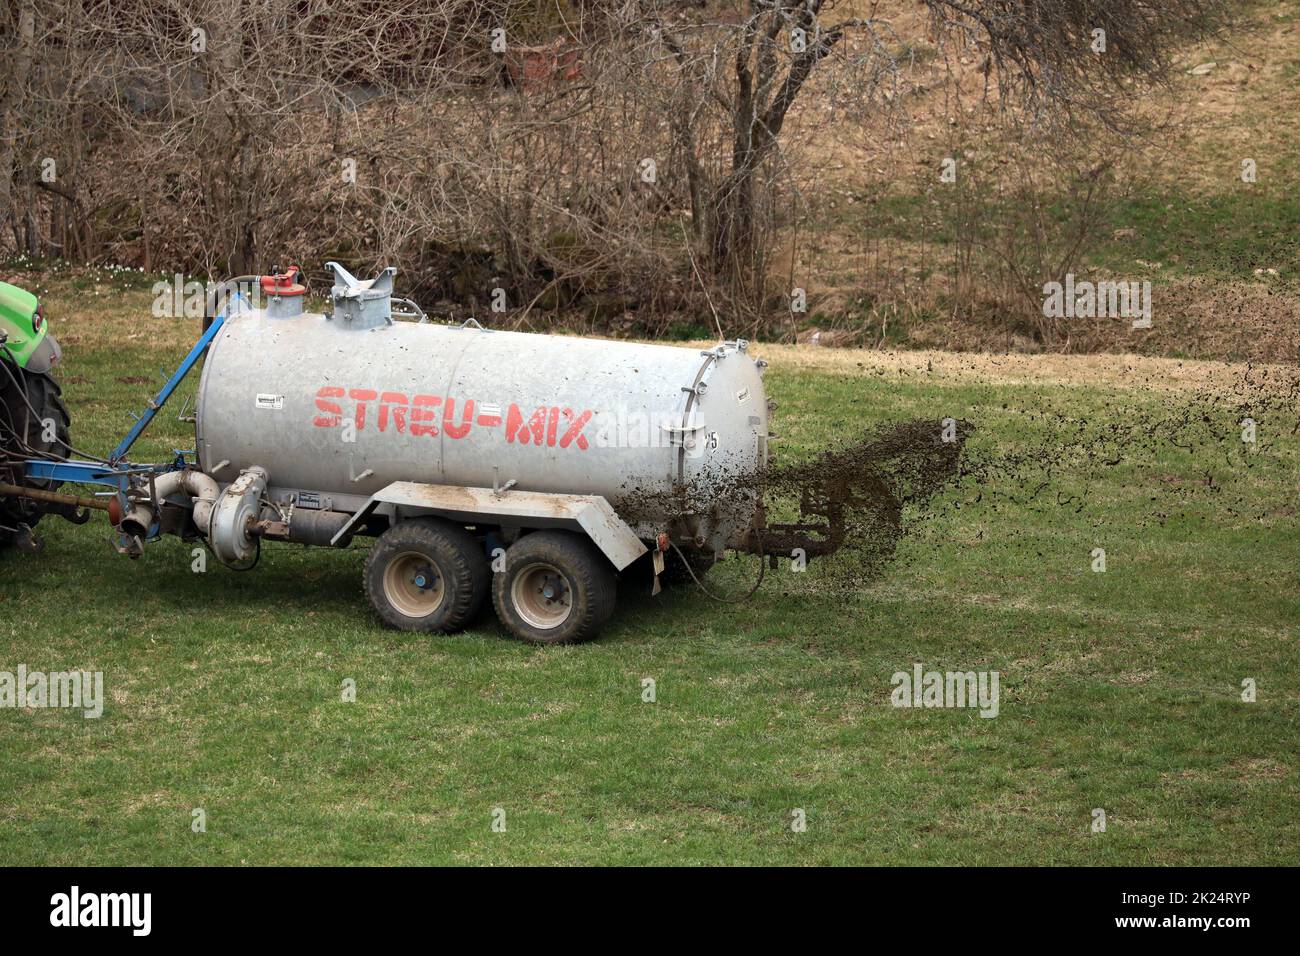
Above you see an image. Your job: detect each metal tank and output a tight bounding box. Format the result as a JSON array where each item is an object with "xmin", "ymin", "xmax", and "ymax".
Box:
[
  {"xmin": 5, "ymin": 262, "xmax": 966, "ymax": 645},
  {"xmin": 195, "ymin": 274, "xmax": 770, "ymax": 550}
]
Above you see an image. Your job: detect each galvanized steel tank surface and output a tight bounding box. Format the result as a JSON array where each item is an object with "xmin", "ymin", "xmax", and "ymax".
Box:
[{"xmin": 195, "ymin": 309, "xmax": 769, "ymax": 540}]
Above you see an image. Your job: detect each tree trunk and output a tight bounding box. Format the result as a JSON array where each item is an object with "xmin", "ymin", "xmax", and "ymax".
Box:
[
  {"xmin": 207, "ymin": 8, "xmax": 256, "ymax": 274},
  {"xmin": 0, "ymin": 0, "xmax": 37, "ymax": 240},
  {"xmin": 708, "ymin": 126, "xmax": 773, "ymax": 312}
]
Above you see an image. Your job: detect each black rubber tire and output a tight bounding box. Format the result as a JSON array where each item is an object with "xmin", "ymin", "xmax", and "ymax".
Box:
[
  {"xmin": 492, "ymin": 530, "xmax": 616, "ymax": 645},
  {"xmin": 364, "ymin": 518, "xmax": 490, "ymax": 633},
  {"xmin": 0, "ymin": 360, "xmax": 71, "ymax": 550}
]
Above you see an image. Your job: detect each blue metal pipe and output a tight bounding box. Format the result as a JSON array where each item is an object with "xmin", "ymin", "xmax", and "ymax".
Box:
[{"xmin": 107, "ymin": 299, "xmax": 237, "ymax": 464}]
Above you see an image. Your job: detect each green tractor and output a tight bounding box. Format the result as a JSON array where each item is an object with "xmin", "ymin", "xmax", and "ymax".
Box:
[{"xmin": 0, "ymin": 280, "xmax": 72, "ymax": 551}]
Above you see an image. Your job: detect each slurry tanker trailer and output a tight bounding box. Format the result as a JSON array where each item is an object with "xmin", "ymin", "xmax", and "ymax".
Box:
[{"xmin": 1, "ymin": 263, "xmax": 906, "ymax": 644}]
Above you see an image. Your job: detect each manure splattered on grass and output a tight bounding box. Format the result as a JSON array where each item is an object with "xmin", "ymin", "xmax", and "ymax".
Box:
[{"xmin": 727, "ymin": 363, "xmax": 1298, "ymax": 600}]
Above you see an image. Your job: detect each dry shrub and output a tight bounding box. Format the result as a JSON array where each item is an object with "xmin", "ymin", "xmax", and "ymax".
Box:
[
  {"xmin": 1, "ymin": 0, "xmax": 1235, "ymax": 345},
  {"xmin": 945, "ymin": 134, "xmax": 1129, "ymax": 348}
]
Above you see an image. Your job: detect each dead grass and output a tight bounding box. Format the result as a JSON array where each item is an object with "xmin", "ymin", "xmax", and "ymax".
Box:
[
  {"xmin": 686, "ymin": 339, "xmax": 1299, "ymax": 392},
  {"xmin": 776, "ymin": 0, "xmax": 1300, "ymax": 359}
]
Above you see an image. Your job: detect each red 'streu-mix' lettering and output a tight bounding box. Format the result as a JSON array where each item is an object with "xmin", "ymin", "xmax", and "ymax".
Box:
[{"xmin": 313, "ymin": 386, "xmax": 592, "ymax": 450}]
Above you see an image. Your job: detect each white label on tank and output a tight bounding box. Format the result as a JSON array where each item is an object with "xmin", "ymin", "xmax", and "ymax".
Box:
[
  {"xmin": 255, "ymin": 393, "xmax": 284, "ymax": 410},
  {"xmin": 736, "ymin": 387, "xmax": 750, "ymax": 405}
]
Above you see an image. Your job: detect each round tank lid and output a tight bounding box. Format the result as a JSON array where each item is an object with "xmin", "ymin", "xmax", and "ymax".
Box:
[{"xmin": 261, "ymin": 266, "xmax": 306, "ymax": 297}]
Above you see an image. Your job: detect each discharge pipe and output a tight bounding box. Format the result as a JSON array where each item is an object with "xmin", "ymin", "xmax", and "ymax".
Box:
[{"xmin": 117, "ymin": 470, "xmax": 220, "ymax": 539}]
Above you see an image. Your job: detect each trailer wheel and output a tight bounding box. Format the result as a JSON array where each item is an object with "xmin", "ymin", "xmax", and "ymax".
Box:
[
  {"xmin": 364, "ymin": 518, "xmax": 489, "ymax": 633},
  {"xmin": 493, "ymin": 530, "xmax": 615, "ymax": 645}
]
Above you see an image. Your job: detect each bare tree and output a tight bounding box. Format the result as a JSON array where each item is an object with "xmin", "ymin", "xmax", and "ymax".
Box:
[
  {"xmin": 641, "ymin": 0, "xmax": 1228, "ymax": 314},
  {"xmin": 0, "ymin": 0, "xmax": 37, "ymax": 249},
  {"xmin": 2, "ymin": 0, "xmax": 1232, "ymax": 338}
]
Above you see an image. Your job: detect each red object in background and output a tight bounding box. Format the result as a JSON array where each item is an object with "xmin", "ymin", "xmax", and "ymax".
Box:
[
  {"xmin": 504, "ymin": 39, "xmax": 582, "ymax": 91},
  {"xmin": 261, "ymin": 265, "xmax": 306, "ymax": 297}
]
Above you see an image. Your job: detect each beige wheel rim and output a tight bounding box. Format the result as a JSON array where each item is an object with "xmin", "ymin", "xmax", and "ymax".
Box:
[
  {"xmin": 511, "ymin": 562, "xmax": 573, "ymax": 630},
  {"xmin": 383, "ymin": 551, "xmax": 445, "ymax": 618}
]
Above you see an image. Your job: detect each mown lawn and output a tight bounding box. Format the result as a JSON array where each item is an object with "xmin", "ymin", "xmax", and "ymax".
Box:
[{"xmin": 0, "ymin": 278, "xmax": 1296, "ymax": 865}]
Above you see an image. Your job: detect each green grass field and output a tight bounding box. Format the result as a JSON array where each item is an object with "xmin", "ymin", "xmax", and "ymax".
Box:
[{"xmin": 1, "ymin": 276, "xmax": 1296, "ymax": 865}]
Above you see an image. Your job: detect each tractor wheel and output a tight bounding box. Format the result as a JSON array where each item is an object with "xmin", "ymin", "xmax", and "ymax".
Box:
[
  {"xmin": 0, "ymin": 360, "xmax": 71, "ymax": 552},
  {"xmin": 492, "ymin": 530, "xmax": 616, "ymax": 645},
  {"xmin": 364, "ymin": 518, "xmax": 490, "ymax": 633}
]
